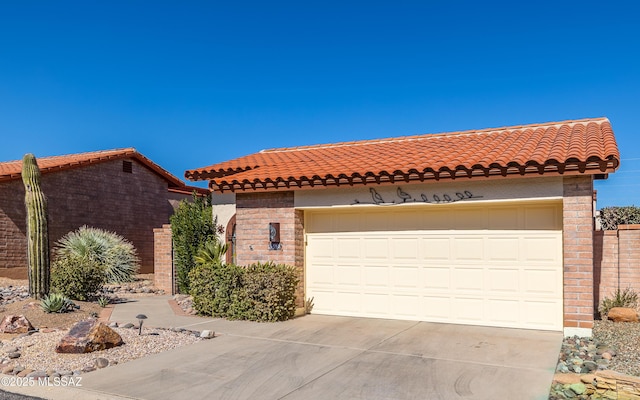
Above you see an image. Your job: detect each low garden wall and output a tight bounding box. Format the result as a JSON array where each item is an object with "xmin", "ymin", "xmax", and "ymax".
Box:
[{"xmin": 594, "ymin": 224, "xmax": 640, "ymax": 316}]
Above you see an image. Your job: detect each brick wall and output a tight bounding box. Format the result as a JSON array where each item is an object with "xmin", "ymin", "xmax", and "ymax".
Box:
[
  {"xmin": 236, "ymin": 191, "xmax": 305, "ymax": 307},
  {"xmin": 0, "ymin": 179, "xmax": 28, "ymax": 278},
  {"xmin": 0, "ymin": 159, "xmax": 178, "ymax": 277},
  {"xmin": 563, "ymin": 175, "xmax": 595, "ymax": 331},
  {"xmin": 154, "ymin": 224, "xmax": 174, "ymax": 294},
  {"xmin": 594, "ymin": 225, "xmax": 640, "ymax": 314}
]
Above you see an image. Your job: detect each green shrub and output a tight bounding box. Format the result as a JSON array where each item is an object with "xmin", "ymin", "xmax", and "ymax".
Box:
[
  {"xmin": 40, "ymin": 293, "xmax": 74, "ymax": 313},
  {"xmin": 54, "ymin": 226, "xmax": 139, "ymax": 283},
  {"xmin": 599, "ymin": 287, "xmax": 639, "ymax": 318},
  {"xmin": 189, "ymin": 261, "xmax": 298, "ymax": 322},
  {"xmin": 189, "ymin": 262, "xmax": 244, "ymax": 317},
  {"xmin": 599, "ymin": 206, "xmax": 640, "ymax": 230},
  {"xmin": 170, "ymin": 194, "xmax": 216, "ymax": 293},
  {"xmin": 51, "ymin": 254, "xmax": 106, "ymax": 301},
  {"xmin": 239, "ymin": 262, "xmax": 298, "ymax": 322}
]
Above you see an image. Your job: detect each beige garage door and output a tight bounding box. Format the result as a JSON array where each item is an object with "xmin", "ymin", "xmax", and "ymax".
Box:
[{"xmin": 305, "ymin": 202, "xmax": 563, "ymax": 331}]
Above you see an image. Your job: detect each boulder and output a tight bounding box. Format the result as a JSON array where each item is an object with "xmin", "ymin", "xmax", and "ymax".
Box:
[
  {"xmin": 56, "ymin": 319, "xmax": 123, "ymax": 353},
  {"xmin": 607, "ymin": 307, "xmax": 638, "ymax": 322},
  {"xmin": 0, "ymin": 315, "xmax": 34, "ymax": 333}
]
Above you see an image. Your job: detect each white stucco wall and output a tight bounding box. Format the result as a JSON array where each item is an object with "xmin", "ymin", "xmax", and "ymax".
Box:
[
  {"xmin": 211, "ymin": 192, "xmax": 236, "ymax": 242},
  {"xmin": 294, "ymin": 177, "xmax": 563, "ymax": 209}
]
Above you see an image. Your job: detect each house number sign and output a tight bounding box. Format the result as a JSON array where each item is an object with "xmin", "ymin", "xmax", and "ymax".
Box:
[{"xmin": 353, "ymin": 187, "xmax": 483, "ymax": 206}]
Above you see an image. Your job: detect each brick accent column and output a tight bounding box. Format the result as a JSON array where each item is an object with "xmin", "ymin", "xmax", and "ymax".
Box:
[
  {"xmin": 563, "ymin": 176, "xmax": 594, "ymax": 335},
  {"xmin": 236, "ymin": 192, "xmax": 305, "ymax": 307},
  {"xmin": 154, "ymin": 224, "xmax": 175, "ymax": 295}
]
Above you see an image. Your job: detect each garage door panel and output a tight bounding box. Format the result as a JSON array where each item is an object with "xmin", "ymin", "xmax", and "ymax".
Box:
[
  {"xmin": 487, "ymin": 268, "xmax": 519, "ymax": 293},
  {"xmin": 308, "ymin": 264, "xmax": 334, "ymax": 286},
  {"xmin": 453, "ymin": 297, "xmax": 484, "ymax": 321},
  {"xmin": 422, "ymin": 296, "xmax": 451, "ymax": 319},
  {"xmin": 337, "ymin": 238, "xmax": 361, "ymax": 258},
  {"xmin": 336, "ymin": 265, "xmax": 361, "ymax": 287},
  {"xmin": 423, "ymin": 267, "xmax": 450, "ymax": 290},
  {"xmin": 487, "ymin": 237, "xmax": 519, "ymax": 261},
  {"xmin": 523, "ymin": 268, "xmax": 561, "ymax": 296},
  {"xmin": 362, "ymin": 293, "xmax": 389, "ymax": 316},
  {"xmin": 486, "ymin": 299, "xmax": 520, "ymax": 324},
  {"xmin": 452, "ymin": 267, "xmax": 484, "ymax": 291},
  {"xmin": 522, "ymin": 301, "xmax": 561, "ymax": 328},
  {"xmin": 422, "ymin": 238, "xmax": 451, "ymax": 260},
  {"xmin": 391, "ymin": 295, "xmax": 421, "ymax": 318},
  {"xmin": 523, "ymin": 236, "xmax": 560, "ymax": 262},
  {"xmin": 363, "ymin": 238, "xmax": 389, "ymax": 259},
  {"xmin": 392, "ymin": 266, "xmax": 420, "ymax": 289},
  {"xmin": 392, "ymin": 238, "xmax": 420, "ymax": 260},
  {"xmin": 306, "ymin": 203, "xmax": 562, "ymax": 331},
  {"xmin": 335, "ymin": 292, "xmax": 362, "ymax": 313},
  {"xmin": 453, "ymin": 238, "xmax": 484, "ymax": 260},
  {"xmin": 364, "ymin": 266, "xmax": 388, "ymax": 288}
]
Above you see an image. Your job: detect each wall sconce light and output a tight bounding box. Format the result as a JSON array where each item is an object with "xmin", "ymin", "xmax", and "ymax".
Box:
[{"xmin": 269, "ymin": 223, "xmax": 281, "ymax": 250}]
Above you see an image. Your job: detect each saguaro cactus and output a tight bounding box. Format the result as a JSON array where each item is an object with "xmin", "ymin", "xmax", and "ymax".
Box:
[{"xmin": 21, "ymin": 154, "xmax": 50, "ymax": 299}]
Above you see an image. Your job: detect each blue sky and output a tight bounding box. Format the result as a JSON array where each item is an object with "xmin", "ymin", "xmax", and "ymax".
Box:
[{"xmin": 0, "ymin": 1, "xmax": 637, "ymax": 208}]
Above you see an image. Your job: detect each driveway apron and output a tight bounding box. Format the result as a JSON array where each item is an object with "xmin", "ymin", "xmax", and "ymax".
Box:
[{"xmin": 74, "ymin": 314, "xmax": 561, "ymax": 400}]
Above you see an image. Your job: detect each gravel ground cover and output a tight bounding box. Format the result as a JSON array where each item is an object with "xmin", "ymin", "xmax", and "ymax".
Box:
[
  {"xmin": 0, "ymin": 275, "xmax": 203, "ymax": 377},
  {"xmin": 592, "ymin": 319, "xmax": 640, "ymax": 376}
]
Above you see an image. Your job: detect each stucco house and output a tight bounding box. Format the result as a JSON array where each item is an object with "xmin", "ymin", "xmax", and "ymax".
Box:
[
  {"xmin": 0, "ymin": 148, "xmax": 207, "ymax": 278},
  {"xmin": 185, "ymin": 117, "xmax": 619, "ymax": 336}
]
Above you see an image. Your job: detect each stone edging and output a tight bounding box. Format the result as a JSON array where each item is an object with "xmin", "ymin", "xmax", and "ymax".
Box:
[
  {"xmin": 552, "ymin": 371, "xmax": 640, "ymax": 398},
  {"xmin": 167, "ymin": 299, "xmax": 192, "ymax": 316}
]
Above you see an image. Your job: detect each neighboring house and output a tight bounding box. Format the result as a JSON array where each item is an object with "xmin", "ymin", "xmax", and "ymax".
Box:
[
  {"xmin": 0, "ymin": 148, "xmax": 208, "ymax": 278},
  {"xmin": 185, "ymin": 117, "xmax": 619, "ymax": 336}
]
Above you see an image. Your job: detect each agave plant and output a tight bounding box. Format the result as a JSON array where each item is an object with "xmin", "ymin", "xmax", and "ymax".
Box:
[
  {"xmin": 194, "ymin": 239, "xmax": 228, "ymax": 266},
  {"xmin": 40, "ymin": 293, "xmax": 74, "ymax": 313},
  {"xmin": 54, "ymin": 226, "xmax": 140, "ymax": 283}
]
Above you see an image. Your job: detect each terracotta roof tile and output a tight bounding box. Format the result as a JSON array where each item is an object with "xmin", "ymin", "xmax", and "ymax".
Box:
[
  {"xmin": 0, "ymin": 148, "xmax": 208, "ymax": 194},
  {"xmin": 186, "ymin": 117, "xmax": 620, "ymax": 192}
]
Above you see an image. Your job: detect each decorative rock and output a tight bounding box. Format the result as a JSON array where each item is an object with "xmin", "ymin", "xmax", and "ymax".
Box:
[
  {"xmin": 122, "ymin": 323, "xmax": 135, "ymax": 329},
  {"xmin": 95, "ymin": 358, "xmax": 109, "ymax": 368},
  {"xmin": 607, "ymin": 307, "xmax": 639, "ymax": 322},
  {"xmin": 583, "ymin": 360, "xmax": 598, "ymax": 372},
  {"xmin": 7, "ymin": 352, "xmax": 20, "ymax": 359},
  {"xmin": 569, "ymin": 382, "xmax": 587, "ymax": 395},
  {"xmin": 4, "ymin": 346, "xmax": 18, "ymax": 354},
  {"xmin": 0, "ymin": 315, "xmax": 34, "ymax": 334},
  {"xmin": 200, "ymin": 330, "xmax": 215, "ymax": 339},
  {"xmin": 2, "ymin": 366, "xmax": 13, "ymax": 374},
  {"xmin": 16, "ymin": 368, "xmax": 34, "ymax": 377},
  {"xmin": 12, "ymin": 366, "xmax": 24, "ymax": 374},
  {"xmin": 82, "ymin": 366, "xmax": 96, "ymax": 373},
  {"xmin": 55, "ymin": 319, "xmax": 123, "ymax": 354},
  {"xmin": 109, "ymin": 322, "xmax": 119, "ymax": 328},
  {"xmin": 26, "ymin": 370, "xmax": 47, "ymax": 379}
]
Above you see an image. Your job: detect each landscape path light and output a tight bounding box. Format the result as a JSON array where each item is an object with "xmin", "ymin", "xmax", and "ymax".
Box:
[{"xmin": 136, "ymin": 314, "xmax": 147, "ymax": 335}]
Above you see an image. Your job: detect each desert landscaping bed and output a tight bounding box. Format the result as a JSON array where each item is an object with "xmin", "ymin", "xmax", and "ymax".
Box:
[{"xmin": 0, "ymin": 276, "xmax": 202, "ymax": 378}]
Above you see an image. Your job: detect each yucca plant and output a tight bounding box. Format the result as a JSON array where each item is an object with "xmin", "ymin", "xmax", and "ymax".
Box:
[
  {"xmin": 54, "ymin": 226, "xmax": 139, "ymax": 283},
  {"xmin": 194, "ymin": 239, "xmax": 228, "ymax": 266},
  {"xmin": 97, "ymin": 296, "xmax": 110, "ymax": 308},
  {"xmin": 40, "ymin": 293, "xmax": 74, "ymax": 313}
]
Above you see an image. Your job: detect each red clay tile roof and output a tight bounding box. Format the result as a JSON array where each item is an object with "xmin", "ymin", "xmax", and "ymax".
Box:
[
  {"xmin": 185, "ymin": 117, "xmax": 620, "ymax": 193},
  {"xmin": 0, "ymin": 148, "xmax": 209, "ymax": 194}
]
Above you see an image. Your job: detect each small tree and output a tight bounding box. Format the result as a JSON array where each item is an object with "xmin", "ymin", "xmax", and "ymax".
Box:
[{"xmin": 170, "ymin": 193, "xmax": 217, "ymax": 293}]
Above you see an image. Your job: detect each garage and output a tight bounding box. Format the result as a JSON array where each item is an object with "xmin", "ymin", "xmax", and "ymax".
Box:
[
  {"xmin": 305, "ymin": 201, "xmax": 563, "ymax": 330},
  {"xmin": 187, "ymin": 117, "xmax": 620, "ymax": 335}
]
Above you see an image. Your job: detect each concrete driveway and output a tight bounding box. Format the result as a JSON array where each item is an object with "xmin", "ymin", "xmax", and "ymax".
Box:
[{"xmin": 63, "ymin": 314, "xmax": 562, "ymax": 400}]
